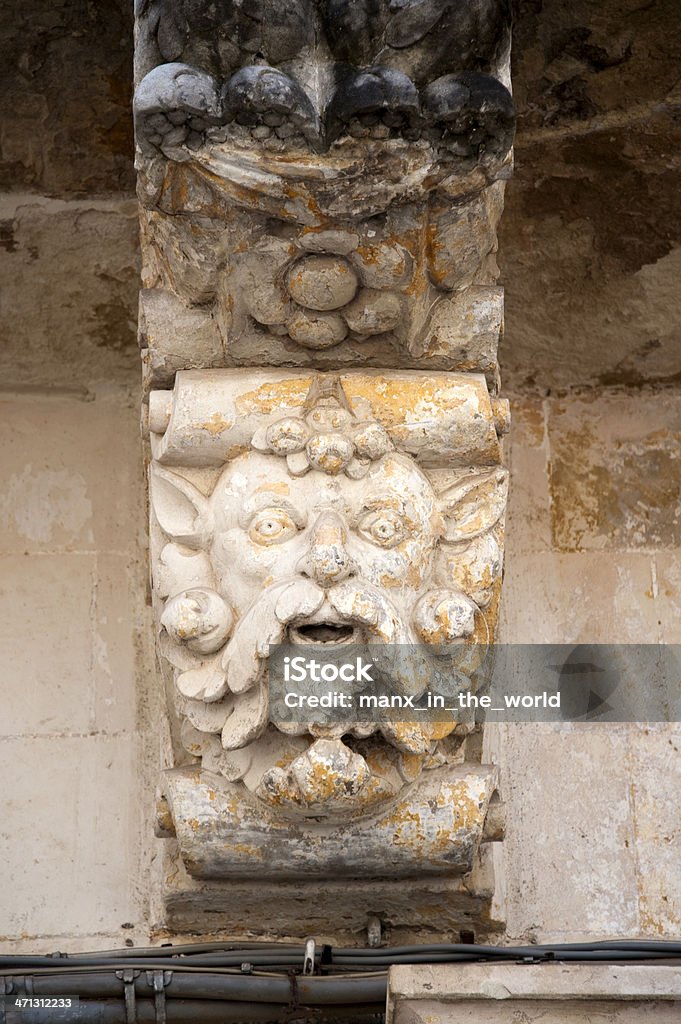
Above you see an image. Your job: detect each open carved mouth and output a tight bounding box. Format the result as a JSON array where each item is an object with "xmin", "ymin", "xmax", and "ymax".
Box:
[{"xmin": 288, "ymin": 622, "xmax": 358, "ymax": 645}]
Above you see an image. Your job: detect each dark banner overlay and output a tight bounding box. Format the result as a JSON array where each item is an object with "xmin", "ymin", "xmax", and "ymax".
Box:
[{"xmin": 268, "ymin": 644, "xmax": 681, "ymax": 724}]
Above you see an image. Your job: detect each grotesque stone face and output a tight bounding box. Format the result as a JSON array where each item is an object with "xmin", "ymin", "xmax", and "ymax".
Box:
[
  {"xmin": 209, "ymin": 449, "xmax": 440, "ymax": 611},
  {"xmin": 150, "ymin": 376, "xmax": 507, "ymax": 822}
]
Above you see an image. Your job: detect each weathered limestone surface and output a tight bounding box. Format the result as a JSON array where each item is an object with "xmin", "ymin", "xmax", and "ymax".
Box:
[
  {"xmin": 500, "ymin": 0, "xmax": 681, "ymax": 390},
  {"xmin": 2, "ymin": 2, "xmax": 680, "ymax": 393},
  {"xmin": 501, "ymin": 392, "xmax": 681, "ymax": 645},
  {"xmin": 1, "ymin": 2, "xmax": 679, "ymax": 390},
  {"xmin": 1, "ymin": 0, "xmax": 680, "ymax": 956},
  {"xmin": 134, "ymin": 1, "xmax": 515, "ymax": 391},
  {"xmin": 134, "ymin": 0, "xmax": 514, "ymax": 932},
  {"xmin": 163, "ymin": 842, "xmax": 504, "ymax": 937},
  {"xmin": 3, "ymin": 385, "xmax": 680, "ymax": 950},
  {"xmin": 0, "ymin": 1, "xmax": 134, "ymax": 194},
  {"xmin": 148, "ymin": 370, "xmax": 507, "ymax": 892},
  {"xmin": 387, "ymin": 964, "xmax": 681, "ymax": 1024},
  {"xmin": 0, "ymin": 388, "xmax": 155, "ymax": 950},
  {"xmin": 0, "ymin": 194, "xmax": 139, "ymax": 391},
  {"xmin": 495, "ymin": 391, "xmax": 681, "ymax": 944}
]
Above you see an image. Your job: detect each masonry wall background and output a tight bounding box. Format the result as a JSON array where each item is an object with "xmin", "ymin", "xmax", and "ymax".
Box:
[{"xmin": 1, "ymin": 0, "xmax": 679, "ymax": 950}]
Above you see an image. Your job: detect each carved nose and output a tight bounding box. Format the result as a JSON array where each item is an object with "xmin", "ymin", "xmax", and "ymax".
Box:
[{"xmin": 297, "ymin": 511, "xmax": 356, "ymax": 586}]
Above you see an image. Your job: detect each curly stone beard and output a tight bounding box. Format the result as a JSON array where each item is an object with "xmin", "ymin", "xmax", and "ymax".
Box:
[{"xmin": 174, "ymin": 576, "xmax": 475, "ymax": 819}]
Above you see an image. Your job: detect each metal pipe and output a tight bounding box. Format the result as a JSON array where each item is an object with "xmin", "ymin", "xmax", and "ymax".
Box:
[
  {"xmin": 9, "ymin": 971, "xmax": 389, "ymax": 1006},
  {"xmin": 9, "ymin": 1000, "xmax": 384, "ymax": 1024}
]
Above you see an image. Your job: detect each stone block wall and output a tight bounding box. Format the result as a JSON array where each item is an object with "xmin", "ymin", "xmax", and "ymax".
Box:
[
  {"xmin": 0, "ymin": 0, "xmax": 679, "ymax": 950},
  {"xmin": 0, "ymin": 1, "xmax": 153, "ymax": 951}
]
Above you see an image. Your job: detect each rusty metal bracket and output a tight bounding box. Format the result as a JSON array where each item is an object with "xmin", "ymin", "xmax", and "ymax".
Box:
[
  {"xmin": 9, "ymin": 977, "xmax": 32, "ymax": 998},
  {"xmin": 286, "ymin": 970, "xmax": 299, "ymax": 1015},
  {"xmin": 116, "ymin": 968, "xmax": 140, "ymax": 1024},
  {"xmin": 146, "ymin": 970, "xmax": 172, "ymax": 1024}
]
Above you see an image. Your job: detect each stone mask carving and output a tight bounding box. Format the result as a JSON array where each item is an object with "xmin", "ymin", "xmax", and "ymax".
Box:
[{"xmin": 150, "ymin": 372, "xmax": 507, "ymax": 823}]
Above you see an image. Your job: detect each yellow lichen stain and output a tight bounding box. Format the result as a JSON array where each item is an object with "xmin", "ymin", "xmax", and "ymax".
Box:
[
  {"xmin": 354, "ymin": 243, "xmax": 407, "ymax": 280},
  {"xmin": 199, "ymin": 412, "xmax": 233, "ymax": 436},
  {"xmin": 229, "ymin": 842, "xmax": 264, "ymax": 860},
  {"xmin": 363, "ymin": 745, "xmax": 398, "ymax": 777},
  {"xmin": 380, "ymin": 227, "xmax": 425, "ymax": 297},
  {"xmin": 424, "ymin": 221, "xmax": 449, "ymax": 287},
  {"xmin": 418, "ymin": 602, "xmax": 464, "ymax": 645},
  {"xmin": 256, "ymin": 481, "xmax": 290, "ymax": 495},
  {"xmin": 385, "ymin": 721, "xmax": 428, "ymax": 753},
  {"xmin": 380, "ymin": 559, "xmax": 424, "ymax": 593},
  {"xmin": 425, "ymin": 721, "xmax": 457, "ymax": 742},
  {"xmin": 399, "ymin": 752, "xmax": 427, "ymax": 781},
  {"xmin": 382, "ymin": 804, "xmax": 427, "ymax": 847},
  {"xmin": 262, "ymin": 759, "xmax": 391, "ymax": 813},
  {"xmin": 288, "ymin": 269, "xmax": 304, "ymax": 291},
  {"xmin": 225, "ymin": 795, "xmax": 241, "ymax": 819},
  {"xmin": 226, "ymin": 444, "xmax": 249, "ymax": 460},
  {"xmin": 316, "ymin": 453, "xmax": 346, "ymax": 474},
  {"xmin": 236, "ymin": 378, "xmax": 312, "ymax": 416},
  {"xmin": 443, "ymin": 783, "xmax": 485, "ymax": 832},
  {"xmin": 281, "ymin": 184, "xmax": 330, "ymax": 227},
  {"xmin": 434, "ymin": 584, "xmax": 501, "ymax": 659},
  {"xmin": 344, "ymin": 375, "xmax": 469, "ymax": 428},
  {"xmin": 260, "ymin": 777, "xmax": 299, "ymax": 808},
  {"xmin": 155, "ymin": 803, "xmax": 175, "ymax": 835},
  {"xmin": 355, "ymin": 244, "xmax": 382, "ymax": 267},
  {"xmin": 230, "ymin": 175, "xmax": 292, "ymax": 220}
]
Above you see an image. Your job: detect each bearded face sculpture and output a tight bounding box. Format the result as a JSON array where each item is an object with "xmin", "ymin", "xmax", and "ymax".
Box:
[{"xmin": 148, "ymin": 369, "xmax": 507, "ymax": 880}]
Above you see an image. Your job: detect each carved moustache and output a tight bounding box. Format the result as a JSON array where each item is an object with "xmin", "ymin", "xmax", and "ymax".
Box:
[{"xmin": 174, "ymin": 575, "xmax": 478, "ymax": 754}]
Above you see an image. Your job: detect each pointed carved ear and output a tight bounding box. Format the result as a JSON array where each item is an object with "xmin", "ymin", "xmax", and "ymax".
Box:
[
  {"xmin": 150, "ymin": 466, "xmax": 213, "ymax": 549},
  {"xmin": 440, "ymin": 467, "xmax": 508, "ymax": 543}
]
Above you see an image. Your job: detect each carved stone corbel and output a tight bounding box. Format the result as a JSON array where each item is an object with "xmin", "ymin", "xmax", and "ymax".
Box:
[{"xmin": 135, "ymin": 0, "xmax": 514, "ymax": 938}]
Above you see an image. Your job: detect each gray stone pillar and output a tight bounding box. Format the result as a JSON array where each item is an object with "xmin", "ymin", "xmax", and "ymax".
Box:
[{"xmin": 134, "ymin": 0, "xmax": 514, "ymax": 939}]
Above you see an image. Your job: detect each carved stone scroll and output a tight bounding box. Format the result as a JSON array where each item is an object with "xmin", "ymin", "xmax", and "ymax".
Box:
[{"xmin": 135, "ymin": 0, "xmax": 514, "ymax": 938}]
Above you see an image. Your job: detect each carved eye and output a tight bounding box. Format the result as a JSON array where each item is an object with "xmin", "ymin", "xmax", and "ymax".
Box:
[
  {"xmin": 249, "ymin": 508, "xmax": 299, "ymax": 546},
  {"xmin": 358, "ymin": 509, "xmax": 406, "ymax": 548}
]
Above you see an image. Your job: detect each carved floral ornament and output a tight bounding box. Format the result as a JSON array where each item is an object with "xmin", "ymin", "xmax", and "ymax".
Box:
[
  {"xmin": 134, "ymin": 3, "xmax": 515, "ymax": 421},
  {"xmin": 149, "ymin": 370, "xmax": 508, "ymax": 824}
]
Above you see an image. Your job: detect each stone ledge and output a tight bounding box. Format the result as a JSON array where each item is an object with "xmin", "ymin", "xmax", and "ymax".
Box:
[{"xmin": 387, "ymin": 963, "xmax": 681, "ymax": 1023}]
